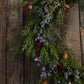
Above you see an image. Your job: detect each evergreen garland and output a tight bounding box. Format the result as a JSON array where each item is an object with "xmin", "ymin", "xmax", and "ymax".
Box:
[{"xmin": 13, "ymin": 0, "xmax": 84, "ymax": 84}]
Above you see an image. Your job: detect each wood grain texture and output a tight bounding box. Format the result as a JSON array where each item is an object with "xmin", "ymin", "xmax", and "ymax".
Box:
[
  {"xmin": 61, "ymin": 3, "xmax": 81, "ymax": 65},
  {"xmin": 0, "ymin": 0, "xmax": 83, "ymax": 84},
  {"xmin": 6, "ymin": 0, "xmax": 23, "ymax": 84},
  {"xmin": 23, "ymin": 0, "xmax": 40, "ymax": 84},
  {"xmin": 0, "ymin": 0, "xmax": 6, "ymax": 84},
  {"xmin": 79, "ymin": 0, "xmax": 84, "ymax": 65},
  {"xmin": 80, "ymin": 28, "xmax": 84, "ymax": 65},
  {"xmin": 23, "ymin": 0, "xmax": 31, "ymax": 83}
]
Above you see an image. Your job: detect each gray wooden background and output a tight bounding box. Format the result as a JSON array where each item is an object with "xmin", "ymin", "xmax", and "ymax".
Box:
[{"xmin": 0, "ymin": 0, "xmax": 84, "ymax": 84}]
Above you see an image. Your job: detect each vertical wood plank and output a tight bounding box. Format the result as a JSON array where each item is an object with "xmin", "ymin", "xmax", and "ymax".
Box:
[
  {"xmin": 80, "ymin": 28, "xmax": 84, "ymax": 65},
  {"xmin": 24, "ymin": 0, "xmax": 40, "ymax": 84},
  {"xmin": 0, "ymin": 0, "xmax": 6, "ymax": 84},
  {"xmin": 24, "ymin": 2, "xmax": 35, "ymax": 84},
  {"xmin": 79, "ymin": 0, "xmax": 84, "ymax": 65},
  {"xmin": 23, "ymin": 0, "xmax": 31, "ymax": 83},
  {"xmin": 6, "ymin": 0, "xmax": 23, "ymax": 84},
  {"xmin": 61, "ymin": 3, "xmax": 81, "ymax": 65}
]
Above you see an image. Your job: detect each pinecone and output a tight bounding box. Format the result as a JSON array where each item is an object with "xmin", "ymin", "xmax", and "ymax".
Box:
[{"xmin": 35, "ymin": 42, "xmax": 41, "ymax": 51}]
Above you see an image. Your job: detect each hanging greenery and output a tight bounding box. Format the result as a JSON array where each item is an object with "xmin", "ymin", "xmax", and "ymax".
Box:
[{"xmin": 12, "ymin": 0, "xmax": 84, "ymax": 84}]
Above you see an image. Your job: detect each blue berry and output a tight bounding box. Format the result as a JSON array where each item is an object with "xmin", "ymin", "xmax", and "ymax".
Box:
[
  {"xmin": 47, "ymin": 18, "xmax": 50, "ymax": 23},
  {"xmin": 34, "ymin": 57, "xmax": 38, "ymax": 61},
  {"xmin": 37, "ymin": 62, "xmax": 41, "ymax": 67},
  {"xmin": 57, "ymin": 80, "xmax": 61, "ymax": 84},
  {"xmin": 35, "ymin": 38, "xmax": 37, "ymax": 41},
  {"xmin": 47, "ymin": 73, "xmax": 52, "ymax": 77},
  {"xmin": 48, "ymin": 37, "xmax": 52, "ymax": 40},
  {"xmin": 74, "ymin": 69, "xmax": 80, "ymax": 75},
  {"xmin": 39, "ymin": 37, "xmax": 43, "ymax": 40},
  {"xmin": 37, "ymin": 33, "xmax": 40, "ymax": 36},
  {"xmin": 41, "ymin": 1, "xmax": 46, "ymax": 5},
  {"xmin": 38, "ymin": 12, "xmax": 42, "ymax": 16},
  {"xmin": 43, "ymin": 39, "xmax": 45, "ymax": 42},
  {"xmin": 49, "ymin": 23, "xmax": 53, "ymax": 27},
  {"xmin": 45, "ymin": 9, "xmax": 49, "ymax": 13},
  {"xmin": 44, "ymin": 7, "xmax": 49, "ymax": 13},
  {"xmin": 53, "ymin": 64, "xmax": 57, "ymax": 67},
  {"xmin": 41, "ymin": 24, "xmax": 45, "ymax": 28},
  {"xmin": 40, "ymin": 39, "xmax": 45, "ymax": 43},
  {"xmin": 37, "ymin": 36, "xmax": 40, "ymax": 40},
  {"xmin": 64, "ymin": 72, "xmax": 68, "ymax": 79},
  {"xmin": 49, "ymin": 69, "xmax": 52, "ymax": 73},
  {"xmin": 39, "ymin": 29, "xmax": 43, "ymax": 34},
  {"xmin": 40, "ymin": 22, "xmax": 45, "ymax": 28},
  {"xmin": 42, "ymin": 66, "xmax": 46, "ymax": 71},
  {"xmin": 40, "ymin": 74, "xmax": 43, "ymax": 77},
  {"xmin": 42, "ymin": 71, "xmax": 47, "ymax": 78},
  {"xmin": 68, "ymin": 72, "xmax": 71, "ymax": 76},
  {"xmin": 40, "ymin": 39, "xmax": 43, "ymax": 43}
]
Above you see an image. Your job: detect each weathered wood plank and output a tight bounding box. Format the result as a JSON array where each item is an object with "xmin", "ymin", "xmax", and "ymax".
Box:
[
  {"xmin": 24, "ymin": 4, "xmax": 35, "ymax": 84},
  {"xmin": 24, "ymin": 0, "xmax": 40, "ymax": 84},
  {"xmin": 23, "ymin": 0, "xmax": 31, "ymax": 83},
  {"xmin": 61, "ymin": 3, "xmax": 81, "ymax": 65},
  {"xmin": 6, "ymin": 0, "xmax": 23, "ymax": 84},
  {"xmin": 80, "ymin": 28, "xmax": 84, "ymax": 65},
  {"xmin": 0, "ymin": 0, "xmax": 6, "ymax": 84},
  {"xmin": 79, "ymin": 0, "xmax": 84, "ymax": 65}
]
